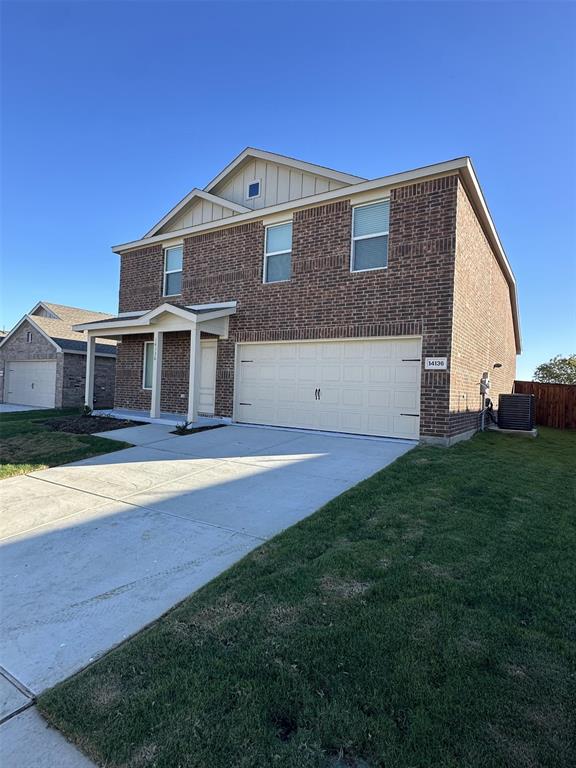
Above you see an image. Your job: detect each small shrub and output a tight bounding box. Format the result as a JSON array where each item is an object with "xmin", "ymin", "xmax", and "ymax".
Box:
[{"xmin": 175, "ymin": 420, "xmax": 193, "ymax": 435}]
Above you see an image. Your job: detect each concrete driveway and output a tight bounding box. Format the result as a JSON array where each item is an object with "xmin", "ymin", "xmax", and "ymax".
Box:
[
  {"xmin": 0, "ymin": 404, "xmax": 44, "ymax": 413},
  {"xmin": 0, "ymin": 423, "xmax": 413, "ymax": 765}
]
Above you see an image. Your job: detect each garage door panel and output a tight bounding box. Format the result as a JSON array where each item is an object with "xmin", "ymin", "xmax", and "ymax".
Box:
[
  {"xmin": 6, "ymin": 361, "xmax": 57, "ymax": 408},
  {"xmin": 367, "ymin": 389, "xmax": 392, "ymax": 408},
  {"xmin": 369, "ymin": 365, "xmax": 393, "ymax": 384},
  {"xmin": 394, "ymin": 390, "xmax": 419, "ymax": 409},
  {"xmin": 395, "ymin": 367, "xmax": 419, "ymax": 384},
  {"xmin": 394, "ymin": 415, "xmax": 419, "ymax": 438},
  {"xmin": 295, "ymin": 364, "xmax": 317, "ymax": 382},
  {"xmin": 396, "ymin": 339, "xmax": 421, "ymax": 359},
  {"xmin": 236, "ymin": 339, "xmax": 421, "ymax": 439},
  {"xmin": 320, "ymin": 365, "xmax": 342, "ymax": 383}
]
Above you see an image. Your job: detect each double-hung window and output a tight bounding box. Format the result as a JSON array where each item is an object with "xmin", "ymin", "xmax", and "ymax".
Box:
[
  {"xmin": 143, "ymin": 341, "xmax": 154, "ymax": 390},
  {"xmin": 264, "ymin": 222, "xmax": 292, "ymax": 283},
  {"xmin": 163, "ymin": 245, "xmax": 183, "ymax": 296},
  {"xmin": 351, "ymin": 200, "xmax": 389, "ymax": 272}
]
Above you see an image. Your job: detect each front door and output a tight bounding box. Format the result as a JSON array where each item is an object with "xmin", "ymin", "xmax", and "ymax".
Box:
[{"xmin": 199, "ymin": 340, "xmax": 217, "ymax": 415}]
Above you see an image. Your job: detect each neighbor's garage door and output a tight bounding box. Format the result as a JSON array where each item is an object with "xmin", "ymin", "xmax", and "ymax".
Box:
[
  {"xmin": 235, "ymin": 338, "xmax": 421, "ymax": 439},
  {"xmin": 5, "ymin": 361, "xmax": 57, "ymax": 407}
]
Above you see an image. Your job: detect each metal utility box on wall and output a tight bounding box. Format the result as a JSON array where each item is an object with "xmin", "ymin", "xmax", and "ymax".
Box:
[{"xmin": 498, "ymin": 393, "xmax": 535, "ymax": 430}]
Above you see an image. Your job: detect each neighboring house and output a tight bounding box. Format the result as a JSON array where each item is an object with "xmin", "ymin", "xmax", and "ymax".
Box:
[
  {"xmin": 76, "ymin": 148, "xmax": 520, "ymax": 444},
  {"xmin": 0, "ymin": 302, "xmax": 117, "ymax": 409}
]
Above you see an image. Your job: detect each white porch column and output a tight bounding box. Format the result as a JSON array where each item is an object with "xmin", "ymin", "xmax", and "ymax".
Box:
[
  {"xmin": 187, "ymin": 326, "xmax": 202, "ymax": 423},
  {"xmin": 84, "ymin": 333, "xmax": 96, "ymax": 410},
  {"xmin": 150, "ymin": 330, "xmax": 164, "ymax": 418}
]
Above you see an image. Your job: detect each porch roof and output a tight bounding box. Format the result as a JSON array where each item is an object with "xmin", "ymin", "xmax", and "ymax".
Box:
[{"xmin": 72, "ymin": 302, "xmax": 237, "ymax": 336}]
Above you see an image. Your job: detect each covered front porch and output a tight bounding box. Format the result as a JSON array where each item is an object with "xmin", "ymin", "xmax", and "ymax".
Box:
[
  {"xmin": 92, "ymin": 407, "xmax": 227, "ymax": 428},
  {"xmin": 74, "ymin": 302, "xmax": 236, "ymax": 423}
]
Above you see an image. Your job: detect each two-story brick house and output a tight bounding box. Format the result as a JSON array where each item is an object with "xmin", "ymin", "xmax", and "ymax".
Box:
[{"xmin": 76, "ymin": 148, "xmax": 520, "ymax": 444}]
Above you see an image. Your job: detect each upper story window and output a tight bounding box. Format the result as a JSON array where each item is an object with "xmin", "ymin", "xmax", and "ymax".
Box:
[
  {"xmin": 163, "ymin": 245, "xmax": 183, "ymax": 296},
  {"xmin": 26, "ymin": 331, "xmax": 32, "ymax": 343},
  {"xmin": 264, "ymin": 222, "xmax": 292, "ymax": 283},
  {"xmin": 351, "ymin": 200, "xmax": 390, "ymax": 272},
  {"xmin": 246, "ymin": 180, "xmax": 261, "ymax": 200}
]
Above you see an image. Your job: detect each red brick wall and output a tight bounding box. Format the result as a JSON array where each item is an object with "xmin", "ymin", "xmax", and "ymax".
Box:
[
  {"xmin": 117, "ymin": 176, "xmax": 459, "ymax": 436},
  {"xmin": 449, "ymin": 183, "xmax": 516, "ymax": 435},
  {"xmin": 115, "ymin": 174, "xmax": 516, "ymax": 439},
  {"xmin": 114, "ymin": 334, "xmax": 152, "ymax": 412}
]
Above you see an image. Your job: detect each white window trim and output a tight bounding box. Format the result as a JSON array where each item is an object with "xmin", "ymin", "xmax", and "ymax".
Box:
[
  {"xmin": 263, "ymin": 221, "xmax": 292, "ymax": 284},
  {"xmin": 163, "ymin": 245, "xmax": 183, "ymax": 297},
  {"xmin": 350, "ymin": 198, "xmax": 390, "ymax": 273},
  {"xmin": 26, "ymin": 331, "xmax": 33, "ymax": 343},
  {"xmin": 246, "ymin": 178, "xmax": 261, "ymax": 201},
  {"xmin": 142, "ymin": 341, "xmax": 154, "ymax": 390}
]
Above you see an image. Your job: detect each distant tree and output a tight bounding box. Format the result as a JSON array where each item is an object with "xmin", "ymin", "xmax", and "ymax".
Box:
[{"xmin": 533, "ymin": 354, "xmax": 576, "ymax": 384}]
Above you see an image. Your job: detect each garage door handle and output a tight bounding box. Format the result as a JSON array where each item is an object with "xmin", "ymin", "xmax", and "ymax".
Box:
[
  {"xmin": 318, "ymin": 388, "xmax": 321, "ymax": 400},
  {"xmin": 314, "ymin": 388, "xmax": 318, "ymax": 400}
]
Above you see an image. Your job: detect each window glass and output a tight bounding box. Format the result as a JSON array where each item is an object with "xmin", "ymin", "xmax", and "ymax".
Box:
[
  {"xmin": 266, "ymin": 252, "xmax": 291, "ymax": 283},
  {"xmin": 165, "ymin": 246, "xmax": 183, "ymax": 272},
  {"xmin": 165, "ymin": 271, "xmax": 182, "ymax": 296},
  {"xmin": 353, "ymin": 235, "xmax": 389, "ymax": 270},
  {"xmin": 353, "ymin": 201, "xmax": 389, "ymax": 238},
  {"xmin": 266, "ymin": 222, "xmax": 292, "ymax": 253}
]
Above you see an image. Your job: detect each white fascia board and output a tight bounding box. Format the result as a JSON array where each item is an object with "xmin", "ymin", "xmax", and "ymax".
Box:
[
  {"xmin": 143, "ymin": 189, "xmax": 251, "ymax": 239},
  {"xmin": 187, "ymin": 301, "xmax": 237, "ymax": 311},
  {"xmin": 0, "ymin": 315, "xmax": 62, "ymax": 352},
  {"xmin": 204, "ymin": 147, "xmax": 365, "ymax": 193},
  {"xmin": 459, "ymin": 159, "xmax": 521, "ymax": 353},
  {"xmin": 74, "ymin": 317, "xmax": 146, "ymax": 332},
  {"xmin": 114, "ymin": 158, "xmax": 469, "ymax": 254},
  {"xmin": 63, "ymin": 349, "xmax": 117, "ymax": 358}
]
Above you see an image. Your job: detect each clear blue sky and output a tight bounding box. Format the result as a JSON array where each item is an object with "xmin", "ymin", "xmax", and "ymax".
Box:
[{"xmin": 1, "ymin": 1, "xmax": 574, "ymax": 379}]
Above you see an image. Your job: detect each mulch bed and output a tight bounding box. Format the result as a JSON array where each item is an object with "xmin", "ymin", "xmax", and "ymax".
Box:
[{"xmin": 43, "ymin": 415, "xmax": 148, "ymax": 435}]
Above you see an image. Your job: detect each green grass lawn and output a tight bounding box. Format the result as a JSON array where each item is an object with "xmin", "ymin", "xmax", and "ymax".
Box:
[
  {"xmin": 0, "ymin": 408, "xmax": 131, "ymax": 479},
  {"xmin": 38, "ymin": 429, "xmax": 576, "ymax": 768}
]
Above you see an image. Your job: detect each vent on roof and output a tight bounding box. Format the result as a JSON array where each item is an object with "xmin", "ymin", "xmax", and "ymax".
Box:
[{"xmin": 498, "ymin": 394, "xmax": 535, "ymax": 430}]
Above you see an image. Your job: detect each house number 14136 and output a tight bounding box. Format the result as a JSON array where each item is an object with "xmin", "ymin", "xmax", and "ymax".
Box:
[{"xmin": 425, "ymin": 357, "xmax": 448, "ymax": 370}]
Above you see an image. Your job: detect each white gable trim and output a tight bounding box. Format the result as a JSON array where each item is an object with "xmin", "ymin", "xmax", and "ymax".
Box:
[
  {"xmin": 73, "ymin": 302, "xmax": 238, "ymax": 333},
  {"xmin": 29, "ymin": 301, "xmax": 60, "ymax": 319},
  {"xmin": 144, "ymin": 189, "xmax": 251, "ymax": 238},
  {"xmin": 204, "ymin": 147, "xmax": 365, "ymax": 193},
  {"xmin": 0, "ymin": 315, "xmax": 63, "ymax": 352}
]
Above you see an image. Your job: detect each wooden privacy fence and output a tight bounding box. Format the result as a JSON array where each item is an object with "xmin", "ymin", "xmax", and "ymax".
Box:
[{"xmin": 513, "ymin": 381, "xmax": 576, "ymax": 430}]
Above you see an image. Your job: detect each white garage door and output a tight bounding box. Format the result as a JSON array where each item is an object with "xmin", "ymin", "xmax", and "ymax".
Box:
[
  {"xmin": 235, "ymin": 338, "xmax": 421, "ymax": 439},
  {"xmin": 5, "ymin": 361, "xmax": 57, "ymax": 407}
]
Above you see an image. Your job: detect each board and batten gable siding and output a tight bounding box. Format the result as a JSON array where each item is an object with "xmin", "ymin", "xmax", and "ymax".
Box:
[
  {"xmin": 211, "ymin": 158, "xmax": 349, "ymax": 211},
  {"xmin": 157, "ymin": 199, "xmax": 239, "ymax": 235}
]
